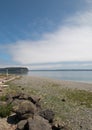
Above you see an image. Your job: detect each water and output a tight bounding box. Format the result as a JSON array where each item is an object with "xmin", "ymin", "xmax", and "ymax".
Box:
[{"xmin": 27, "ymin": 70, "xmax": 92, "ymax": 83}]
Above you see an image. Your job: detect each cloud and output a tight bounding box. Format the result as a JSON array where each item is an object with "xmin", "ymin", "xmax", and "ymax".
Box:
[
  {"xmin": 85, "ymin": 0, "xmax": 92, "ymax": 3},
  {"xmin": 66, "ymin": 11, "xmax": 92, "ymax": 26},
  {"xmin": 30, "ymin": 61, "xmax": 92, "ymax": 70},
  {"xmin": 7, "ymin": 4, "xmax": 92, "ymax": 67},
  {"xmin": 30, "ymin": 62, "xmax": 92, "ymax": 70},
  {"xmin": 9, "ymin": 27, "xmax": 92, "ymax": 64}
]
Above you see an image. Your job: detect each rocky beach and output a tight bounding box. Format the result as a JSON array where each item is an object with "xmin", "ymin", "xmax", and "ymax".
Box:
[{"xmin": 0, "ymin": 75, "xmax": 92, "ymax": 130}]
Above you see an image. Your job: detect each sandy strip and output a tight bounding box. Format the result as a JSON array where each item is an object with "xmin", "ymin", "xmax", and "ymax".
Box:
[{"xmin": 12, "ymin": 76, "xmax": 92, "ymax": 92}]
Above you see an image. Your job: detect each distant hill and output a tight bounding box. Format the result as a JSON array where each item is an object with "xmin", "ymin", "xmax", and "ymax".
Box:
[{"xmin": 0, "ymin": 67, "xmax": 29, "ymax": 74}]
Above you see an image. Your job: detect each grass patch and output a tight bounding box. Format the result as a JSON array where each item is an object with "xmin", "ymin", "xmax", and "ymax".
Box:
[
  {"xmin": 65, "ymin": 89, "xmax": 92, "ymax": 108},
  {"xmin": 0, "ymin": 95, "xmax": 7, "ymax": 101},
  {"xmin": 7, "ymin": 81, "xmax": 92, "ymax": 109},
  {"xmin": 0, "ymin": 104, "xmax": 13, "ymax": 117}
]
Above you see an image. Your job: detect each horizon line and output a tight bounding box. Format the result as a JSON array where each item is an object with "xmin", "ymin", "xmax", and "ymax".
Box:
[{"xmin": 30, "ymin": 69, "xmax": 92, "ymax": 71}]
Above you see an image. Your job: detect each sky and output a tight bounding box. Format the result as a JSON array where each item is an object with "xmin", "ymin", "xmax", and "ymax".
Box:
[{"xmin": 0, "ymin": 0, "xmax": 92, "ymax": 70}]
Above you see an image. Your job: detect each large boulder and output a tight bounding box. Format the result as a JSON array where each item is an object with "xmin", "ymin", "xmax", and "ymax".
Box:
[
  {"xmin": 11, "ymin": 99, "xmax": 22, "ymax": 106},
  {"xmin": 12, "ymin": 100, "xmax": 37, "ymax": 119},
  {"xmin": 28, "ymin": 115, "xmax": 52, "ymax": 130},
  {"xmin": 27, "ymin": 95, "xmax": 41, "ymax": 112}
]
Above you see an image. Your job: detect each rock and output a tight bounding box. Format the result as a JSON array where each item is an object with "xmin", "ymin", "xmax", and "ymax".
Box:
[
  {"xmin": 61, "ymin": 99, "xmax": 66, "ymax": 102},
  {"xmin": 28, "ymin": 115, "xmax": 52, "ymax": 130},
  {"xmin": 0, "ymin": 92, "xmax": 69, "ymax": 130},
  {"xmin": 12, "ymin": 99, "xmax": 22, "ymax": 107},
  {"xmin": 39, "ymin": 109, "xmax": 55, "ymax": 123},
  {"xmin": 6, "ymin": 93, "xmax": 21, "ymax": 104},
  {"xmin": 18, "ymin": 93, "xmax": 28, "ymax": 100},
  {"xmin": 13, "ymin": 100, "xmax": 37, "ymax": 119},
  {"xmin": 28, "ymin": 95, "xmax": 41, "ymax": 108},
  {"xmin": 6, "ymin": 93, "xmax": 20, "ymax": 100},
  {"xmin": 80, "ymin": 102, "xmax": 86, "ymax": 105},
  {"xmin": 6, "ymin": 93, "xmax": 28, "ymax": 100},
  {"xmin": 6, "ymin": 93, "xmax": 41, "ymax": 108},
  {"xmin": 17, "ymin": 120, "xmax": 27, "ymax": 130},
  {"xmin": 52, "ymin": 119, "xmax": 68, "ymax": 130},
  {"xmin": 6, "ymin": 93, "xmax": 28, "ymax": 104},
  {"xmin": 19, "ymin": 113, "xmax": 34, "ymax": 120},
  {"xmin": 0, "ymin": 118, "xmax": 17, "ymax": 130},
  {"xmin": 21, "ymin": 88, "xmax": 25, "ymax": 91},
  {"xmin": 0, "ymin": 90, "xmax": 2, "ymax": 92},
  {"xmin": 28, "ymin": 95, "xmax": 41, "ymax": 104}
]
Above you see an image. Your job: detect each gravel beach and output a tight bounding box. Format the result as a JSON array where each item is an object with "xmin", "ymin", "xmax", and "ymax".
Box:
[
  {"xmin": 11, "ymin": 75, "xmax": 92, "ymax": 92},
  {"xmin": 8, "ymin": 76, "xmax": 92, "ymax": 130}
]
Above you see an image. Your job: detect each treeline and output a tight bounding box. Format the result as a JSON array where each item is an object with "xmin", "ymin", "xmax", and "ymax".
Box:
[{"xmin": 0, "ymin": 67, "xmax": 28, "ymax": 74}]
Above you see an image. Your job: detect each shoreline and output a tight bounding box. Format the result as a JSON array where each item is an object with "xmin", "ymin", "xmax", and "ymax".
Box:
[
  {"xmin": 11, "ymin": 75, "xmax": 92, "ymax": 92},
  {"xmin": 28, "ymin": 74, "xmax": 92, "ymax": 84},
  {"xmin": 29, "ymin": 75, "xmax": 92, "ymax": 91},
  {"xmin": 28, "ymin": 69, "xmax": 92, "ymax": 84},
  {"xmin": 4, "ymin": 75, "xmax": 92, "ymax": 130}
]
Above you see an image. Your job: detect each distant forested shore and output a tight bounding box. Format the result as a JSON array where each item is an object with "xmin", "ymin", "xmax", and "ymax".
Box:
[{"xmin": 0, "ymin": 67, "xmax": 28, "ymax": 74}]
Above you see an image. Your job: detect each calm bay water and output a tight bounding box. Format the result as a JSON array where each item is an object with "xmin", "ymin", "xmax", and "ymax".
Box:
[{"xmin": 27, "ymin": 70, "xmax": 92, "ymax": 83}]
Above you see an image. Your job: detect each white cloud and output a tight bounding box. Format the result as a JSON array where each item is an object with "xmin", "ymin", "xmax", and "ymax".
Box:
[
  {"xmin": 8, "ymin": 7, "xmax": 92, "ymax": 67},
  {"xmin": 30, "ymin": 63, "xmax": 63, "ymax": 70},
  {"xmin": 30, "ymin": 62, "xmax": 92, "ymax": 70},
  {"xmin": 9, "ymin": 27, "xmax": 92, "ymax": 64},
  {"xmin": 66, "ymin": 11, "xmax": 92, "ymax": 26}
]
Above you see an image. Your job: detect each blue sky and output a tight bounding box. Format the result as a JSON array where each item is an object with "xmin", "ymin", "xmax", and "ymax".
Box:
[
  {"xmin": 0, "ymin": 0, "xmax": 85, "ymax": 43},
  {"xmin": 0, "ymin": 0, "xmax": 92, "ymax": 69}
]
